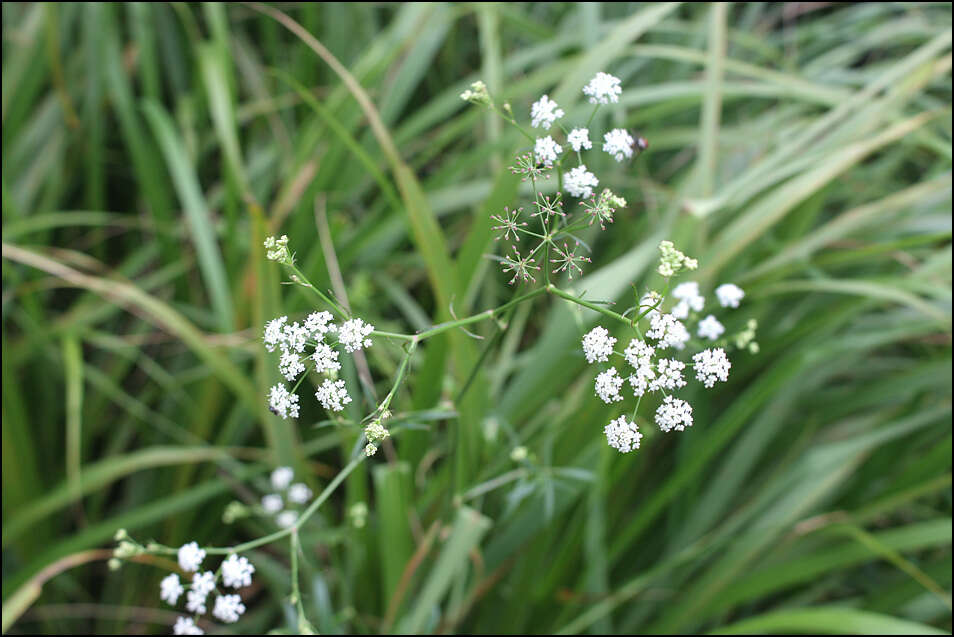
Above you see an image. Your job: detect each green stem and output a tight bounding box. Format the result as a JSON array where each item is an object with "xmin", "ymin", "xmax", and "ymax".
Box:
[{"xmin": 285, "ymin": 261, "xmax": 349, "ymax": 318}]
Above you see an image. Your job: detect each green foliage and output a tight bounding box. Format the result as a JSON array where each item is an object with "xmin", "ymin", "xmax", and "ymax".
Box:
[{"xmin": 2, "ymin": 2, "xmax": 951, "ymax": 634}]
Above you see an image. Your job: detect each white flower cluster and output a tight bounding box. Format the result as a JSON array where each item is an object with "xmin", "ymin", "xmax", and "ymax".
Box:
[
  {"xmin": 260, "ymin": 466, "xmax": 313, "ymax": 529},
  {"xmin": 578, "ymin": 244, "xmax": 751, "ymax": 454},
  {"xmin": 164, "ymin": 543, "xmax": 256, "ymax": 633},
  {"xmin": 264, "ymin": 312, "xmax": 375, "ymax": 419}
]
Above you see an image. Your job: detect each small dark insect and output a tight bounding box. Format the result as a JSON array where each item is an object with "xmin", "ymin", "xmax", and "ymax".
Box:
[
  {"xmin": 268, "ymin": 405, "xmax": 280, "ymax": 415},
  {"xmin": 635, "ymin": 135, "xmax": 649, "ymax": 152}
]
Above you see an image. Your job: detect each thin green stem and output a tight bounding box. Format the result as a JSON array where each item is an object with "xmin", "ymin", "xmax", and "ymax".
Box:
[{"xmin": 285, "ymin": 260, "xmax": 349, "ymax": 318}]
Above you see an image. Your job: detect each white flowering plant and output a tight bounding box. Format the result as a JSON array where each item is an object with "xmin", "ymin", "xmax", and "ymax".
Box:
[{"xmin": 110, "ymin": 72, "xmax": 759, "ymax": 634}]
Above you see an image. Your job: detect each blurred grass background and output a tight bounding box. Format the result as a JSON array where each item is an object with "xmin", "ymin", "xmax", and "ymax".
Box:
[{"xmin": 1, "ymin": 2, "xmax": 952, "ymax": 634}]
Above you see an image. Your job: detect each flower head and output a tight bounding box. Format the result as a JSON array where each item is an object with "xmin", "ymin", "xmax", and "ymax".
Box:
[
  {"xmin": 221, "ymin": 554, "xmax": 255, "ymax": 589},
  {"xmin": 271, "ymin": 466, "xmax": 294, "ymax": 490},
  {"xmin": 567, "ymin": 127, "xmax": 592, "ymax": 152},
  {"xmin": 173, "ymin": 617, "xmax": 204, "ymax": 635},
  {"xmin": 268, "ymin": 384, "xmax": 299, "ymax": 420},
  {"xmin": 177, "ymin": 542, "xmax": 206, "ymax": 573},
  {"xmin": 604, "ymin": 416, "xmax": 642, "ymax": 453},
  {"xmin": 647, "ymin": 313, "xmax": 690, "ymax": 350},
  {"xmin": 581, "ymin": 188, "xmax": 623, "ymax": 229},
  {"xmin": 313, "ymin": 342, "xmax": 341, "ymax": 374},
  {"xmin": 288, "ymin": 483, "xmax": 312, "ymax": 504},
  {"xmin": 595, "ymin": 367, "xmax": 625, "ymax": 403},
  {"xmin": 264, "ymin": 235, "xmax": 290, "ymax": 263},
  {"xmin": 603, "ymin": 128, "xmax": 635, "ymax": 162},
  {"xmin": 510, "ymin": 152, "xmax": 549, "ymax": 181},
  {"xmin": 550, "ymin": 242, "xmax": 591, "ymax": 279},
  {"xmin": 583, "ymin": 72, "xmax": 622, "ymax": 104},
  {"xmin": 716, "ymin": 283, "xmax": 745, "ymax": 308},
  {"xmin": 657, "ymin": 240, "xmax": 698, "ymax": 277},
  {"xmin": 655, "ymin": 395, "xmax": 693, "ymax": 432},
  {"xmin": 582, "ymin": 326, "xmax": 616, "ymax": 363},
  {"xmin": 697, "ymin": 315, "xmax": 725, "ymax": 341},
  {"xmin": 160, "ymin": 573, "xmax": 184, "ymax": 606},
  {"xmin": 279, "ymin": 350, "xmax": 305, "ymax": 381},
  {"xmin": 316, "ymin": 378, "xmax": 352, "ymax": 412},
  {"xmin": 692, "ymin": 348, "xmax": 731, "ymax": 388},
  {"xmin": 563, "ymin": 165, "xmax": 599, "ymax": 199},
  {"xmin": 649, "ymin": 358, "xmax": 687, "ymax": 392},
  {"xmin": 671, "ymin": 281, "xmax": 705, "ymax": 319},
  {"xmin": 212, "ymin": 594, "xmax": 246, "ymax": 623},
  {"xmin": 530, "ymin": 94, "xmax": 564, "ymax": 129},
  {"xmin": 460, "ymin": 80, "xmax": 490, "ymax": 105},
  {"xmin": 534, "ymin": 136, "xmax": 562, "ymax": 166},
  {"xmin": 276, "ymin": 510, "xmax": 298, "ymax": 528},
  {"xmin": 338, "ymin": 318, "xmax": 374, "ymax": 353},
  {"xmin": 500, "ymin": 247, "xmax": 540, "ymax": 285},
  {"xmin": 261, "ymin": 493, "xmax": 283, "ymax": 514},
  {"xmin": 491, "ymin": 206, "xmax": 527, "ymax": 241},
  {"xmin": 263, "ymin": 316, "xmax": 288, "ymax": 352}
]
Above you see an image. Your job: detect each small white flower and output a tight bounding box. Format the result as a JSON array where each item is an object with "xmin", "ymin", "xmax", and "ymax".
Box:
[
  {"xmin": 338, "ymin": 318, "xmax": 374, "ymax": 353},
  {"xmin": 261, "ymin": 493, "xmax": 283, "ymax": 514},
  {"xmin": 693, "ymin": 348, "xmax": 731, "ymax": 388},
  {"xmin": 276, "ymin": 510, "xmax": 298, "ymax": 528},
  {"xmin": 186, "ymin": 571, "xmax": 215, "ymax": 614},
  {"xmin": 649, "ymin": 358, "xmax": 687, "ymax": 392},
  {"xmin": 221, "ymin": 554, "xmax": 255, "ymax": 589},
  {"xmin": 268, "ymin": 384, "xmax": 300, "ymax": 420},
  {"xmin": 315, "ymin": 378, "xmax": 352, "ymax": 412},
  {"xmin": 160, "ymin": 573, "xmax": 184, "ymax": 606},
  {"xmin": 313, "ymin": 342, "xmax": 341, "ymax": 374},
  {"xmin": 280, "ymin": 321, "xmax": 310, "ymax": 353},
  {"xmin": 530, "ymin": 94, "xmax": 564, "ymax": 129},
  {"xmin": 534, "ymin": 136, "xmax": 562, "ymax": 166},
  {"xmin": 173, "ymin": 616, "xmax": 204, "ymax": 635},
  {"xmin": 623, "ymin": 339, "xmax": 656, "ymax": 397},
  {"xmin": 671, "ymin": 281, "xmax": 705, "ymax": 319},
  {"xmin": 263, "ymin": 316, "xmax": 288, "ymax": 352},
  {"xmin": 697, "ymin": 315, "xmax": 725, "ymax": 341},
  {"xmin": 177, "ymin": 542, "xmax": 205, "ymax": 573},
  {"xmin": 212, "ymin": 594, "xmax": 246, "ymax": 623},
  {"xmin": 567, "ymin": 128, "xmax": 592, "ymax": 152},
  {"xmin": 288, "ymin": 483, "xmax": 312, "ymax": 504},
  {"xmin": 603, "ymin": 128, "xmax": 635, "ymax": 162},
  {"xmin": 604, "ymin": 416, "xmax": 642, "ymax": 453},
  {"xmin": 655, "ymin": 395, "xmax": 693, "ymax": 432},
  {"xmin": 304, "ymin": 311, "xmax": 335, "ymax": 336},
  {"xmin": 595, "ymin": 367, "xmax": 625, "ymax": 403},
  {"xmin": 583, "ymin": 72, "xmax": 622, "ymax": 105},
  {"xmin": 582, "ymin": 326, "xmax": 616, "ymax": 364},
  {"xmin": 271, "ymin": 466, "xmax": 294, "ymax": 491},
  {"xmin": 563, "ymin": 165, "xmax": 599, "ymax": 199},
  {"xmin": 279, "ymin": 350, "xmax": 306, "ymax": 381},
  {"xmin": 715, "ymin": 283, "xmax": 745, "ymax": 308},
  {"xmin": 647, "ymin": 313, "xmax": 690, "ymax": 350}
]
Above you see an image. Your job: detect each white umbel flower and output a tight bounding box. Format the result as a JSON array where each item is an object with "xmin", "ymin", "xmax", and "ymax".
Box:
[
  {"xmin": 160, "ymin": 573, "xmax": 184, "ymax": 605},
  {"xmin": 221, "ymin": 554, "xmax": 255, "ymax": 589},
  {"xmin": 595, "ymin": 367, "xmax": 625, "ymax": 403},
  {"xmin": 280, "ymin": 321, "xmax": 310, "ymax": 354},
  {"xmin": 261, "ymin": 493, "xmax": 283, "ymax": 514},
  {"xmin": 697, "ymin": 315, "xmax": 725, "ymax": 341},
  {"xmin": 177, "ymin": 542, "xmax": 205, "ymax": 573},
  {"xmin": 671, "ymin": 281, "xmax": 705, "ymax": 319},
  {"xmin": 693, "ymin": 348, "xmax": 731, "ymax": 388},
  {"xmin": 567, "ymin": 127, "xmax": 592, "ymax": 152},
  {"xmin": 186, "ymin": 571, "xmax": 215, "ymax": 614},
  {"xmin": 288, "ymin": 483, "xmax": 312, "ymax": 504},
  {"xmin": 583, "ymin": 72, "xmax": 622, "ymax": 104},
  {"xmin": 647, "ymin": 313, "xmax": 690, "ymax": 350},
  {"xmin": 276, "ymin": 510, "xmax": 298, "ymax": 529},
  {"xmin": 534, "ymin": 136, "xmax": 562, "ymax": 166},
  {"xmin": 338, "ymin": 318, "xmax": 374, "ymax": 353},
  {"xmin": 279, "ymin": 350, "xmax": 305, "ymax": 381},
  {"xmin": 563, "ymin": 165, "xmax": 599, "ymax": 199},
  {"xmin": 271, "ymin": 466, "xmax": 294, "ymax": 490},
  {"xmin": 530, "ymin": 94, "xmax": 564, "ymax": 129},
  {"xmin": 212, "ymin": 594, "xmax": 246, "ymax": 623},
  {"xmin": 173, "ymin": 616, "xmax": 204, "ymax": 635},
  {"xmin": 655, "ymin": 395, "xmax": 693, "ymax": 432},
  {"xmin": 316, "ymin": 378, "xmax": 352, "ymax": 412},
  {"xmin": 603, "ymin": 128, "xmax": 635, "ymax": 161},
  {"xmin": 304, "ymin": 311, "xmax": 335, "ymax": 336},
  {"xmin": 263, "ymin": 316, "xmax": 288, "ymax": 352},
  {"xmin": 268, "ymin": 384, "xmax": 299, "ymax": 420},
  {"xmin": 623, "ymin": 339, "xmax": 656, "ymax": 397},
  {"xmin": 649, "ymin": 358, "xmax": 687, "ymax": 392},
  {"xmin": 604, "ymin": 416, "xmax": 642, "ymax": 453},
  {"xmin": 715, "ymin": 283, "xmax": 745, "ymax": 308},
  {"xmin": 312, "ymin": 342, "xmax": 341, "ymax": 374},
  {"xmin": 582, "ymin": 326, "xmax": 616, "ymax": 363}
]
